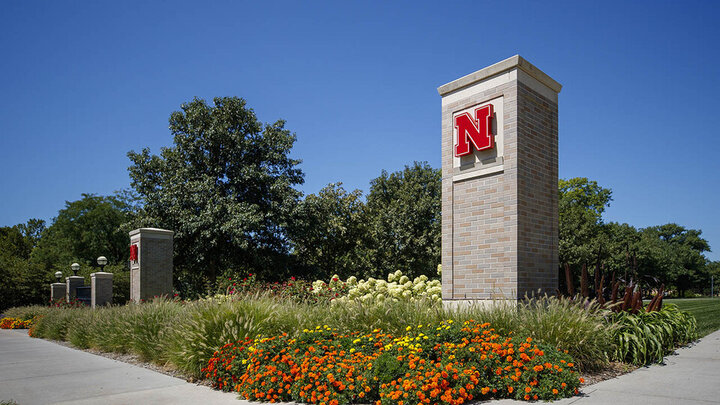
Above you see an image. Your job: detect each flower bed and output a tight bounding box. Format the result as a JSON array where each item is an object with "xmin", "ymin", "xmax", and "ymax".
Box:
[
  {"xmin": 0, "ymin": 317, "xmax": 32, "ymax": 329},
  {"xmin": 203, "ymin": 320, "xmax": 582, "ymax": 404}
]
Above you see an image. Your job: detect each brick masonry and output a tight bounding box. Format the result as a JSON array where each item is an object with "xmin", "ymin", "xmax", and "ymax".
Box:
[
  {"xmin": 438, "ymin": 56, "xmax": 560, "ymax": 301},
  {"xmin": 50, "ymin": 283, "xmax": 65, "ymax": 301},
  {"xmin": 91, "ymin": 272, "xmax": 113, "ymax": 307},
  {"xmin": 65, "ymin": 276, "xmax": 84, "ymax": 302},
  {"xmin": 129, "ymin": 228, "xmax": 174, "ymax": 302}
]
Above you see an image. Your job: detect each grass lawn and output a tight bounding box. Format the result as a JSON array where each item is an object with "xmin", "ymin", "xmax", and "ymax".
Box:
[{"xmin": 664, "ymin": 298, "xmax": 720, "ymax": 337}]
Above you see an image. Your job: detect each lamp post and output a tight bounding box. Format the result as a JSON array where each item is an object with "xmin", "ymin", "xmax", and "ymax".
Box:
[
  {"xmin": 71, "ymin": 262, "xmax": 80, "ymax": 277},
  {"xmin": 54, "ymin": 271, "xmax": 63, "ymax": 283},
  {"xmin": 97, "ymin": 256, "xmax": 108, "ymax": 272}
]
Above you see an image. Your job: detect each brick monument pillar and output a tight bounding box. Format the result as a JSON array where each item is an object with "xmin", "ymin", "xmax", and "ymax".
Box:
[
  {"xmin": 438, "ymin": 55, "xmax": 561, "ymax": 304},
  {"xmin": 91, "ymin": 272, "xmax": 113, "ymax": 307},
  {"xmin": 128, "ymin": 228, "xmax": 174, "ymax": 302},
  {"xmin": 50, "ymin": 283, "xmax": 65, "ymax": 302},
  {"xmin": 65, "ymin": 276, "xmax": 84, "ymax": 302}
]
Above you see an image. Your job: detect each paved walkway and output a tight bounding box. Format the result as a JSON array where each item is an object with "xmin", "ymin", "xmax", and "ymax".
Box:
[
  {"xmin": 1, "ymin": 328, "xmax": 719, "ymax": 404},
  {"xmin": 0, "ymin": 329, "xmax": 240, "ymax": 404}
]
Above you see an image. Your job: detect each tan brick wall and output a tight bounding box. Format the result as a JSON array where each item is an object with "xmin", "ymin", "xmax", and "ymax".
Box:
[
  {"xmin": 516, "ymin": 82, "xmax": 559, "ymax": 298},
  {"xmin": 440, "ymin": 57, "xmax": 559, "ymax": 301}
]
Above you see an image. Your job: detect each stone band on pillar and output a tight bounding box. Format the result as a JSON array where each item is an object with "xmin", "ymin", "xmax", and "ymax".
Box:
[
  {"xmin": 91, "ymin": 272, "xmax": 113, "ymax": 308},
  {"xmin": 50, "ymin": 283, "xmax": 65, "ymax": 302},
  {"xmin": 438, "ymin": 55, "xmax": 561, "ymax": 305},
  {"xmin": 65, "ymin": 276, "xmax": 84, "ymax": 302},
  {"xmin": 129, "ymin": 228, "xmax": 174, "ymax": 303}
]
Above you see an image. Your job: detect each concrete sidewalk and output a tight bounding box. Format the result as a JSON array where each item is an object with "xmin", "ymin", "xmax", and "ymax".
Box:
[
  {"xmin": 0, "ymin": 329, "xmax": 240, "ymax": 404},
  {"xmin": 495, "ymin": 328, "xmax": 720, "ymax": 405},
  {"xmin": 1, "ymin": 328, "xmax": 719, "ymax": 404}
]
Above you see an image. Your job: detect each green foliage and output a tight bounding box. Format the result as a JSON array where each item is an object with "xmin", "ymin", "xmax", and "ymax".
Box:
[
  {"xmin": 364, "ymin": 161, "xmax": 441, "ymax": 279},
  {"xmin": 559, "ymin": 177, "xmax": 713, "ymax": 297},
  {"xmin": 32, "ymin": 193, "xmax": 131, "ymax": 269},
  {"xmin": 610, "ymin": 304, "xmax": 696, "ymax": 365},
  {"xmin": 20, "ymin": 292, "xmax": 616, "ymax": 378},
  {"xmin": 559, "ymin": 177, "xmax": 612, "ymax": 268},
  {"xmin": 127, "ymin": 97, "xmax": 304, "ymax": 291},
  {"xmin": 0, "ymin": 221, "xmax": 49, "ymax": 310},
  {"xmin": 289, "ymin": 183, "xmax": 370, "ymax": 280}
]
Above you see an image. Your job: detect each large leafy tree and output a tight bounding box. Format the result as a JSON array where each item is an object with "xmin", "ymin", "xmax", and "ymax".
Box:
[
  {"xmin": 364, "ymin": 161, "xmax": 441, "ymax": 279},
  {"xmin": 30, "ymin": 194, "xmax": 133, "ymax": 303},
  {"xmin": 0, "ymin": 220, "xmax": 47, "ymax": 310},
  {"xmin": 640, "ymin": 224, "xmax": 710, "ymax": 297},
  {"xmin": 559, "ymin": 177, "xmax": 613, "ymax": 268},
  {"xmin": 127, "ymin": 97, "xmax": 304, "ymax": 290},
  {"xmin": 33, "ymin": 194, "xmax": 131, "ymax": 270},
  {"xmin": 289, "ymin": 183, "xmax": 370, "ymax": 280}
]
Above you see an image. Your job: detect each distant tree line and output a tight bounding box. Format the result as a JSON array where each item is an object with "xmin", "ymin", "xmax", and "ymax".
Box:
[{"xmin": 1, "ymin": 97, "xmax": 716, "ymax": 309}]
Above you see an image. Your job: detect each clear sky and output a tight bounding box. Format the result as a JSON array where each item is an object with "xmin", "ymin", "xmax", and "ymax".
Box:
[{"xmin": 1, "ymin": 1, "xmax": 718, "ymax": 260}]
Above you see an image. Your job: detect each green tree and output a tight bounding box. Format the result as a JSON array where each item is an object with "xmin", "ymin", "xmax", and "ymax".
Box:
[
  {"xmin": 709, "ymin": 261, "xmax": 720, "ymax": 297},
  {"xmin": 28, "ymin": 194, "xmax": 133, "ymax": 303},
  {"xmin": 640, "ymin": 224, "xmax": 710, "ymax": 297},
  {"xmin": 289, "ymin": 183, "xmax": 370, "ymax": 280},
  {"xmin": 364, "ymin": 161, "xmax": 441, "ymax": 279},
  {"xmin": 559, "ymin": 177, "xmax": 613, "ymax": 268},
  {"xmin": 127, "ymin": 97, "xmax": 304, "ymax": 292},
  {"xmin": 33, "ymin": 194, "xmax": 132, "ymax": 270},
  {"xmin": 0, "ymin": 220, "xmax": 49, "ymax": 310}
]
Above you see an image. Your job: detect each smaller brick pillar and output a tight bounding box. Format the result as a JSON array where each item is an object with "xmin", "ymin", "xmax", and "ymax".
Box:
[
  {"xmin": 91, "ymin": 272, "xmax": 113, "ymax": 308},
  {"xmin": 129, "ymin": 228, "xmax": 174, "ymax": 303},
  {"xmin": 50, "ymin": 283, "xmax": 65, "ymax": 301},
  {"xmin": 65, "ymin": 276, "xmax": 84, "ymax": 302}
]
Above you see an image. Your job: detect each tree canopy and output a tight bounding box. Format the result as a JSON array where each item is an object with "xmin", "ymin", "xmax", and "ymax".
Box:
[{"xmin": 127, "ymin": 97, "xmax": 304, "ymax": 292}]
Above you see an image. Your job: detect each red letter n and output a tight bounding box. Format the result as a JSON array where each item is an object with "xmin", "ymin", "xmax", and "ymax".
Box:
[{"xmin": 454, "ymin": 104, "xmax": 494, "ymax": 157}]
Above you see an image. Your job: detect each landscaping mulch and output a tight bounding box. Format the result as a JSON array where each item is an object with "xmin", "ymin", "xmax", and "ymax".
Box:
[{"xmin": 580, "ymin": 362, "xmax": 637, "ymax": 386}]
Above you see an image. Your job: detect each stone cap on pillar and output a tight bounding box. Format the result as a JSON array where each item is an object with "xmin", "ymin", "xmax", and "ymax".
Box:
[
  {"xmin": 90, "ymin": 272, "xmax": 114, "ymax": 279},
  {"xmin": 437, "ymin": 55, "xmax": 562, "ymax": 97},
  {"xmin": 66, "ymin": 276, "xmax": 84, "ymax": 280},
  {"xmin": 51, "ymin": 282, "xmax": 66, "ymax": 286},
  {"xmin": 129, "ymin": 228, "xmax": 174, "ymax": 239}
]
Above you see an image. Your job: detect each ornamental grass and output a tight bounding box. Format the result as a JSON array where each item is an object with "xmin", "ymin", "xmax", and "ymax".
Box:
[{"xmin": 203, "ymin": 320, "xmax": 582, "ymax": 404}]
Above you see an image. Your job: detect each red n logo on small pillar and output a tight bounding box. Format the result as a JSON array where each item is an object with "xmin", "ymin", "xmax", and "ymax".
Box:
[
  {"xmin": 129, "ymin": 244, "xmax": 138, "ymax": 262},
  {"xmin": 454, "ymin": 104, "xmax": 494, "ymax": 157}
]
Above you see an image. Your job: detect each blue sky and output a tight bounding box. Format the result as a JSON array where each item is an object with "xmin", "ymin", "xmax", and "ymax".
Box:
[{"xmin": 1, "ymin": 1, "xmax": 718, "ymax": 261}]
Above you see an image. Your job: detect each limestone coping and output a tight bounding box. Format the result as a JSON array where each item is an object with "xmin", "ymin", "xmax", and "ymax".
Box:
[
  {"xmin": 129, "ymin": 228, "xmax": 174, "ymax": 237},
  {"xmin": 437, "ymin": 55, "xmax": 562, "ymax": 96},
  {"xmin": 90, "ymin": 272, "xmax": 114, "ymax": 279}
]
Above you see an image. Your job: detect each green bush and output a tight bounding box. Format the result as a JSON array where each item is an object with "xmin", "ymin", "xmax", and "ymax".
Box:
[{"xmin": 610, "ymin": 304, "xmax": 697, "ymax": 365}]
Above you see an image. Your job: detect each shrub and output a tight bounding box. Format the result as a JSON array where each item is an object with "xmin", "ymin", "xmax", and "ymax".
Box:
[
  {"xmin": 314, "ymin": 270, "xmax": 443, "ymax": 305},
  {"xmin": 610, "ymin": 304, "xmax": 697, "ymax": 365}
]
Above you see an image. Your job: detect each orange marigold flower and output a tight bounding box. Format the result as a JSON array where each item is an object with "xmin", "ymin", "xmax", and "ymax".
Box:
[{"xmin": 524, "ymin": 387, "xmax": 532, "ymax": 393}]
